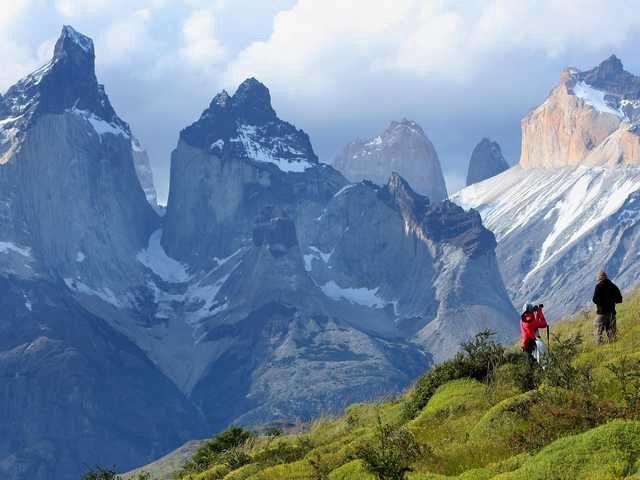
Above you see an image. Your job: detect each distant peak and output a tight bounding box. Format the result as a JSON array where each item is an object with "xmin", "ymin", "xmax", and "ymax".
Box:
[
  {"xmin": 598, "ymin": 54, "xmax": 623, "ymax": 73},
  {"xmin": 54, "ymin": 25, "xmax": 94, "ymax": 61},
  {"xmin": 387, "ymin": 118, "xmax": 425, "ymax": 137},
  {"xmin": 234, "ymin": 78, "xmax": 271, "ymax": 104},
  {"xmin": 229, "ymin": 77, "xmax": 276, "ymax": 123},
  {"xmin": 211, "ymin": 90, "xmax": 231, "ymax": 108}
]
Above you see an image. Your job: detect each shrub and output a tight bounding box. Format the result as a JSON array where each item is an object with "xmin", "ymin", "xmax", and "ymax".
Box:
[
  {"xmin": 540, "ymin": 334, "xmax": 593, "ymax": 393},
  {"xmin": 252, "ymin": 436, "xmax": 314, "ymax": 466},
  {"xmin": 607, "ymin": 356, "xmax": 640, "ymax": 417},
  {"xmin": 82, "ymin": 466, "xmax": 120, "ymax": 480},
  {"xmin": 179, "ymin": 427, "xmax": 253, "ymax": 475},
  {"xmin": 355, "ymin": 412, "xmax": 425, "ymax": 480},
  {"xmin": 308, "ymin": 451, "xmax": 332, "ymax": 480},
  {"xmin": 403, "ymin": 330, "xmax": 505, "ymax": 420},
  {"xmin": 82, "ymin": 468, "xmax": 153, "ymax": 480}
]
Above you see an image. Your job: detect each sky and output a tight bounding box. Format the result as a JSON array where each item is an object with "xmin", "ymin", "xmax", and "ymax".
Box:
[{"xmin": 3, "ymin": 0, "xmax": 640, "ymax": 203}]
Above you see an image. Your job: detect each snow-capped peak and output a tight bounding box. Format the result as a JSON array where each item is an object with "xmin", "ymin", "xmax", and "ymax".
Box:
[
  {"xmin": 565, "ymin": 55, "xmax": 640, "ymax": 123},
  {"xmin": 181, "ymin": 78, "xmax": 319, "ymax": 173},
  {"xmin": 55, "ymin": 25, "xmax": 95, "ymax": 60},
  {"xmin": 0, "ymin": 25, "xmax": 131, "ymax": 148}
]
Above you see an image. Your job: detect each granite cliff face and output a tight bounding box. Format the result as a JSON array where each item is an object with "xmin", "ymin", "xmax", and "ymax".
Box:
[
  {"xmin": 0, "ymin": 27, "xmax": 202, "ymax": 480},
  {"xmin": 466, "ymin": 138, "xmax": 509, "ymax": 186},
  {"xmin": 455, "ymin": 56, "xmax": 640, "ymax": 319},
  {"xmin": 520, "ymin": 55, "xmax": 640, "ymax": 169},
  {"xmin": 0, "ymin": 27, "xmax": 517, "ymax": 480},
  {"xmin": 332, "ymin": 119, "xmax": 448, "ymax": 202}
]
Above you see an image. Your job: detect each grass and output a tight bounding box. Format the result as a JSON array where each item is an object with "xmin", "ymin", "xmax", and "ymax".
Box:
[{"xmin": 165, "ymin": 289, "xmax": 640, "ymax": 480}]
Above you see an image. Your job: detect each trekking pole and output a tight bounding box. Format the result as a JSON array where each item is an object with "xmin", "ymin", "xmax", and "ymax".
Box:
[{"xmin": 546, "ymin": 326, "xmax": 550, "ymax": 345}]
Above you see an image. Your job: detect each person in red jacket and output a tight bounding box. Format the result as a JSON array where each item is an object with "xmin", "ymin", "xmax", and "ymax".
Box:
[{"xmin": 520, "ymin": 303, "xmax": 548, "ymax": 362}]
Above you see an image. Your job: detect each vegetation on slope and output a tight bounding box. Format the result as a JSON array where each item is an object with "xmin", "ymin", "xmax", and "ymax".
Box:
[{"xmin": 113, "ymin": 289, "xmax": 640, "ymax": 480}]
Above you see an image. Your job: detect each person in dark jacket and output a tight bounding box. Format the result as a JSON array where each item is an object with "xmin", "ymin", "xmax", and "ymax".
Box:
[{"xmin": 593, "ymin": 271, "xmax": 622, "ymax": 344}]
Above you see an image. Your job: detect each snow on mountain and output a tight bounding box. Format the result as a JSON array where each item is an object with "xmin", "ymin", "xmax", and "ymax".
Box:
[
  {"xmin": 0, "ymin": 26, "xmax": 197, "ymax": 480},
  {"xmin": 179, "ymin": 77, "xmax": 318, "ymax": 174},
  {"xmin": 333, "ymin": 119, "xmax": 448, "ymax": 202},
  {"xmin": 0, "ymin": 26, "xmax": 518, "ymax": 480},
  {"xmin": 572, "ymin": 81, "xmax": 625, "ymax": 118},
  {"xmin": 521, "ymin": 55, "xmax": 640, "ymax": 169},
  {"xmin": 455, "ymin": 165, "xmax": 640, "ymax": 318},
  {"xmin": 455, "ymin": 55, "xmax": 640, "ymax": 319}
]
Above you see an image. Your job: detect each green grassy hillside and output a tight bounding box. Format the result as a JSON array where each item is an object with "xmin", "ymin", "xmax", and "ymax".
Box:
[{"xmin": 133, "ymin": 290, "xmax": 640, "ymax": 480}]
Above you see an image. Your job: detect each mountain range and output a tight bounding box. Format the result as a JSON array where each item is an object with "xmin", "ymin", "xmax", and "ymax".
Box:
[{"xmin": 0, "ymin": 26, "xmax": 517, "ymax": 479}]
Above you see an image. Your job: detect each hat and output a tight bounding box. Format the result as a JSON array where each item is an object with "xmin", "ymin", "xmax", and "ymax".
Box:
[{"xmin": 522, "ymin": 303, "xmax": 534, "ymax": 314}]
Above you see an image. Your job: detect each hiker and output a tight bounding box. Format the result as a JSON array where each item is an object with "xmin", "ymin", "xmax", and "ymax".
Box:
[
  {"xmin": 520, "ymin": 303, "xmax": 548, "ymax": 363},
  {"xmin": 593, "ymin": 271, "xmax": 622, "ymax": 344}
]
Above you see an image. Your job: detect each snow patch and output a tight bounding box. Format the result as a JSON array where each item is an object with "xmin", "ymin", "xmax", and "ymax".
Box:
[
  {"xmin": 366, "ymin": 136, "xmax": 383, "ymax": 147},
  {"xmin": 70, "ymin": 108, "xmax": 129, "ymax": 140},
  {"xmin": 213, "ymin": 248, "xmax": 244, "ymax": 267},
  {"xmin": 572, "ymin": 81, "xmax": 624, "ymax": 118},
  {"xmin": 333, "ymin": 184, "xmax": 356, "ymax": 197},
  {"xmin": 137, "ymin": 229, "xmax": 191, "ymax": 283},
  {"xmin": 231, "ymin": 125, "xmax": 313, "ymax": 173},
  {"xmin": 76, "ymin": 251, "xmax": 85, "ymax": 263},
  {"xmin": 320, "ymin": 280, "xmax": 387, "ymax": 308},
  {"xmin": 64, "ymin": 277, "xmax": 122, "ymax": 307},
  {"xmin": 303, "ymin": 246, "xmax": 333, "ymax": 272},
  {"xmin": 23, "ymin": 293, "xmax": 32, "ymax": 311},
  {"xmin": 0, "ymin": 241, "xmax": 31, "ymax": 257}
]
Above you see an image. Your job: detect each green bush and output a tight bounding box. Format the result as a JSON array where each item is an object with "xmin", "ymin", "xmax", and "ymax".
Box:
[
  {"xmin": 82, "ymin": 468, "xmax": 153, "ymax": 480},
  {"xmin": 540, "ymin": 334, "xmax": 593, "ymax": 393},
  {"xmin": 403, "ymin": 331, "xmax": 506, "ymax": 420},
  {"xmin": 179, "ymin": 427, "xmax": 252, "ymax": 475},
  {"xmin": 252, "ymin": 436, "xmax": 314, "ymax": 467},
  {"xmin": 82, "ymin": 466, "xmax": 120, "ymax": 480},
  {"xmin": 607, "ymin": 356, "xmax": 640, "ymax": 417},
  {"xmin": 355, "ymin": 412, "xmax": 426, "ymax": 480}
]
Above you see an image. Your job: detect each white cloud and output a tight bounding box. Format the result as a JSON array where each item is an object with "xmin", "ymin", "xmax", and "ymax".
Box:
[
  {"xmin": 98, "ymin": 8, "xmax": 157, "ymax": 65},
  {"xmin": 180, "ymin": 8, "xmax": 225, "ymax": 66},
  {"xmin": 54, "ymin": 0, "xmax": 111, "ymax": 18},
  {"xmin": 224, "ymin": 0, "xmax": 640, "ymax": 96}
]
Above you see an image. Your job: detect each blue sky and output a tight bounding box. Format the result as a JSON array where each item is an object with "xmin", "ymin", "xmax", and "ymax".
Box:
[{"xmin": 4, "ymin": 0, "xmax": 640, "ymax": 202}]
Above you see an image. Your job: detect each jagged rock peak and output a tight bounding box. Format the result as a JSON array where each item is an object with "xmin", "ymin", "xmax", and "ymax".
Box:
[
  {"xmin": 180, "ymin": 78, "xmax": 318, "ymax": 171},
  {"xmin": 2, "ymin": 25, "xmax": 127, "ymax": 134},
  {"xmin": 520, "ymin": 55, "xmax": 640, "ymax": 169},
  {"xmin": 466, "ymin": 138, "xmax": 509, "ymax": 186},
  {"xmin": 566, "ymin": 54, "xmax": 640, "ymax": 95},
  {"xmin": 212, "ymin": 90, "xmax": 231, "ymax": 108},
  {"xmin": 54, "ymin": 25, "xmax": 95, "ymax": 61},
  {"xmin": 381, "ymin": 172, "xmax": 429, "ymax": 222},
  {"xmin": 232, "ymin": 77, "xmax": 276, "ymax": 120}
]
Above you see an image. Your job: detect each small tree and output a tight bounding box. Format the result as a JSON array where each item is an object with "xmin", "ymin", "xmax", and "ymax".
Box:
[
  {"xmin": 82, "ymin": 466, "xmax": 120, "ymax": 480},
  {"xmin": 308, "ymin": 452, "xmax": 332, "ymax": 480},
  {"xmin": 541, "ymin": 334, "xmax": 592, "ymax": 392},
  {"xmin": 403, "ymin": 330, "xmax": 505, "ymax": 419},
  {"xmin": 82, "ymin": 467, "xmax": 152, "ymax": 480},
  {"xmin": 355, "ymin": 412, "xmax": 424, "ymax": 480},
  {"xmin": 607, "ymin": 356, "xmax": 640, "ymax": 416},
  {"xmin": 180, "ymin": 426, "xmax": 253, "ymax": 474}
]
